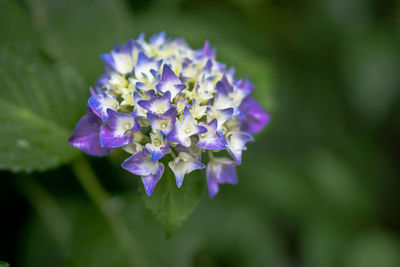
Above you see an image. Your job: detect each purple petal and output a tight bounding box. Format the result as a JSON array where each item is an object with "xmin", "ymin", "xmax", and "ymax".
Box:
[
  {"xmin": 227, "ymin": 67, "xmax": 236, "ymax": 79},
  {"xmin": 168, "ymin": 152, "xmax": 205, "ymax": 188},
  {"xmin": 216, "ymin": 62, "xmax": 226, "ymax": 72},
  {"xmin": 121, "ymin": 150, "xmax": 161, "ymax": 176},
  {"xmin": 167, "ymin": 107, "xmax": 206, "ymax": 147},
  {"xmin": 216, "ymin": 76, "xmax": 234, "ymax": 95},
  {"xmin": 95, "ymin": 74, "xmax": 110, "ymax": 91},
  {"xmin": 88, "ymin": 93, "xmax": 118, "ymax": 121},
  {"xmin": 136, "ymin": 33, "xmax": 146, "ymax": 45},
  {"xmin": 203, "ymin": 59, "xmax": 213, "ymax": 72},
  {"xmin": 198, "ymin": 119, "xmax": 228, "ymax": 150},
  {"xmin": 141, "ymin": 163, "xmax": 164, "ymax": 196},
  {"xmin": 146, "ymin": 107, "xmax": 177, "ymax": 135},
  {"xmin": 206, "ymin": 158, "xmax": 238, "ymax": 198},
  {"xmin": 150, "ymin": 149, "xmax": 166, "ymax": 162},
  {"xmin": 226, "ymin": 132, "xmax": 254, "ymax": 164},
  {"xmin": 89, "ymin": 87, "xmax": 96, "ymax": 96},
  {"xmin": 99, "ymin": 124, "xmax": 133, "ymax": 148},
  {"xmin": 144, "ymin": 89, "xmax": 157, "ymax": 98},
  {"xmin": 107, "ymin": 109, "xmax": 140, "ymax": 132},
  {"xmin": 238, "ymin": 78, "xmax": 254, "ymax": 95},
  {"xmin": 207, "ymin": 107, "xmax": 234, "ymax": 133},
  {"xmin": 68, "ymin": 107, "xmax": 112, "ymax": 156},
  {"xmin": 99, "ymin": 109, "xmax": 140, "ymax": 147},
  {"xmin": 132, "ymin": 92, "xmax": 147, "ymax": 117},
  {"xmin": 118, "ymin": 39, "xmax": 136, "ymax": 54},
  {"xmin": 166, "ymin": 124, "xmax": 185, "ymax": 146},
  {"xmin": 100, "ymin": 53, "xmax": 115, "ymax": 74},
  {"xmin": 150, "ymin": 32, "xmax": 166, "ymax": 46},
  {"xmin": 138, "ymin": 91, "xmax": 172, "ymax": 115},
  {"xmin": 100, "ymin": 39, "xmax": 137, "ymax": 74},
  {"xmin": 240, "ymin": 97, "xmax": 270, "ymax": 134},
  {"xmin": 134, "ymin": 52, "xmax": 162, "ymax": 79},
  {"xmin": 122, "ymin": 148, "xmax": 165, "ymax": 196},
  {"xmin": 206, "ymin": 173, "xmax": 219, "ymax": 198},
  {"xmin": 155, "ymin": 64, "xmax": 186, "ymax": 98},
  {"xmin": 197, "ymin": 40, "xmax": 216, "ymax": 59}
]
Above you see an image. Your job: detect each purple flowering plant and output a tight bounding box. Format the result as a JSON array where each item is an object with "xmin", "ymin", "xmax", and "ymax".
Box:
[{"xmin": 69, "ymin": 32, "xmax": 270, "ymax": 198}]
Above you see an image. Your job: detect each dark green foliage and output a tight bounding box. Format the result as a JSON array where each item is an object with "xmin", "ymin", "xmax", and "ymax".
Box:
[
  {"xmin": 0, "ymin": 45, "xmax": 87, "ymax": 172},
  {"xmin": 1, "ymin": 0, "xmax": 400, "ymax": 266},
  {"xmin": 141, "ymin": 156, "xmax": 203, "ymax": 236}
]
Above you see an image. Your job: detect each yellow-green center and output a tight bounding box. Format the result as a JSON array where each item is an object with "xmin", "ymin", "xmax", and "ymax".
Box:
[
  {"xmin": 123, "ymin": 123, "xmax": 132, "ymax": 130},
  {"xmin": 161, "ymin": 122, "xmax": 168, "ymax": 129},
  {"xmin": 153, "ymin": 139, "xmax": 162, "ymax": 147}
]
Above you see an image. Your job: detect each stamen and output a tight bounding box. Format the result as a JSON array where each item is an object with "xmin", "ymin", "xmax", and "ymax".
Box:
[
  {"xmin": 161, "ymin": 122, "xmax": 168, "ymax": 129},
  {"xmin": 153, "ymin": 139, "xmax": 162, "ymax": 146}
]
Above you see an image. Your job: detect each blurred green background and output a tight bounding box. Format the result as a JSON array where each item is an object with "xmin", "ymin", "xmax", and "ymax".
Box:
[{"xmin": 1, "ymin": 0, "xmax": 400, "ymax": 266}]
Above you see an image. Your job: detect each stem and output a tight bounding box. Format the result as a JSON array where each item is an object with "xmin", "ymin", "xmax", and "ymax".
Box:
[
  {"xmin": 208, "ymin": 150, "xmax": 214, "ymax": 160},
  {"xmin": 170, "ymin": 147, "xmax": 177, "ymax": 159},
  {"xmin": 72, "ymin": 157, "xmax": 145, "ymax": 267}
]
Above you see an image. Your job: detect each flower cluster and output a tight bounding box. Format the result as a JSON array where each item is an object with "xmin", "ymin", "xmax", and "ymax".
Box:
[{"xmin": 69, "ymin": 32, "xmax": 270, "ymax": 197}]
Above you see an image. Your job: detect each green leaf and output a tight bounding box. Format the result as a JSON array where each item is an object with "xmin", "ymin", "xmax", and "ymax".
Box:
[
  {"xmin": 0, "ymin": 45, "xmax": 88, "ymax": 172},
  {"xmin": 345, "ymin": 231, "xmax": 400, "ymax": 267},
  {"xmin": 301, "ymin": 218, "xmax": 350, "ymax": 267},
  {"xmin": 0, "ymin": 1, "xmax": 39, "ymax": 46},
  {"xmin": 141, "ymin": 156, "xmax": 203, "ymax": 236},
  {"xmin": 0, "ymin": 261, "xmax": 10, "ymax": 267},
  {"xmin": 341, "ymin": 30, "xmax": 400, "ymax": 126},
  {"xmin": 34, "ymin": 0, "xmax": 137, "ymax": 82},
  {"xmin": 309, "ymin": 150, "xmax": 374, "ymax": 222},
  {"xmin": 21, "ymin": 192, "xmax": 283, "ymax": 266}
]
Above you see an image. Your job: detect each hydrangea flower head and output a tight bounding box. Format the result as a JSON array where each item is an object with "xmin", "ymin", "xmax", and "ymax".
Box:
[{"xmin": 69, "ymin": 32, "xmax": 270, "ymax": 197}]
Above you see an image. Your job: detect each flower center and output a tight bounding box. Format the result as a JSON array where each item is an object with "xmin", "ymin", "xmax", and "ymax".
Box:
[
  {"xmin": 185, "ymin": 127, "xmax": 192, "ymax": 134},
  {"xmin": 200, "ymin": 133, "xmax": 207, "ymax": 138},
  {"xmin": 153, "ymin": 139, "xmax": 162, "ymax": 147},
  {"xmin": 157, "ymin": 108, "xmax": 165, "ymax": 114},
  {"xmin": 161, "ymin": 122, "xmax": 168, "ymax": 129},
  {"xmin": 123, "ymin": 123, "xmax": 132, "ymax": 130}
]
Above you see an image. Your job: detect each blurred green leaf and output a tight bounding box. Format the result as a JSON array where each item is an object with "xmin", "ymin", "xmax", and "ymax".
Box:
[
  {"xmin": 21, "ymin": 192, "xmax": 283, "ymax": 267},
  {"xmin": 68, "ymin": 202, "xmax": 131, "ymax": 267},
  {"xmin": 20, "ymin": 212, "xmax": 65, "ymax": 267},
  {"xmin": 309, "ymin": 150, "xmax": 374, "ymax": 222},
  {"xmin": 0, "ymin": 1, "xmax": 39, "ymax": 46},
  {"xmin": 341, "ymin": 29, "xmax": 400, "ymax": 125},
  {"xmin": 142, "ymin": 157, "xmax": 203, "ymax": 236},
  {"xmin": 345, "ymin": 231, "xmax": 400, "ymax": 267},
  {"xmin": 0, "ymin": 261, "xmax": 10, "ymax": 267},
  {"xmin": 241, "ymin": 153, "xmax": 318, "ymax": 223},
  {"xmin": 0, "ymin": 45, "xmax": 87, "ymax": 172},
  {"xmin": 302, "ymin": 219, "xmax": 350, "ymax": 267},
  {"xmin": 33, "ymin": 0, "xmax": 136, "ymax": 83}
]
